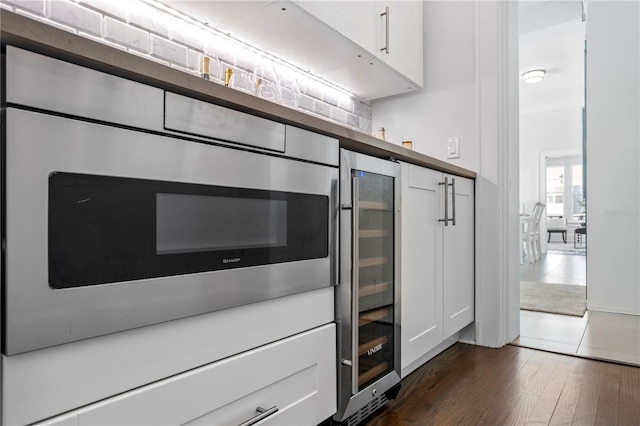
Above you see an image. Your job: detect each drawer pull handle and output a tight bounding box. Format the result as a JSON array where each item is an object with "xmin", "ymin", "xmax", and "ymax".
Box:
[{"xmin": 238, "ymin": 406, "xmax": 278, "ymax": 426}]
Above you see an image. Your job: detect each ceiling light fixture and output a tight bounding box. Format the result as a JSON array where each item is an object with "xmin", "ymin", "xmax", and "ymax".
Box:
[{"xmin": 522, "ymin": 69, "xmax": 546, "ymax": 84}]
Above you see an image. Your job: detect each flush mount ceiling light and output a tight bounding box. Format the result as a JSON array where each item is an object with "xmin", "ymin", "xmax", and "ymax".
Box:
[{"xmin": 522, "ymin": 69, "xmax": 546, "ymax": 84}]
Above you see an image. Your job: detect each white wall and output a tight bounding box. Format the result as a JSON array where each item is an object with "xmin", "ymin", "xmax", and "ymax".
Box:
[
  {"xmin": 373, "ymin": 0, "xmax": 520, "ymax": 347},
  {"xmin": 519, "ymin": 107, "xmax": 583, "ymax": 214},
  {"xmin": 586, "ymin": 1, "xmax": 640, "ymax": 315},
  {"xmin": 372, "ymin": 1, "xmax": 479, "ymax": 172}
]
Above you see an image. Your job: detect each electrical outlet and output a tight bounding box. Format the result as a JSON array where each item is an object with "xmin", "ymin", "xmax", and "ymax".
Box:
[{"xmin": 447, "ymin": 137, "xmax": 460, "ymax": 159}]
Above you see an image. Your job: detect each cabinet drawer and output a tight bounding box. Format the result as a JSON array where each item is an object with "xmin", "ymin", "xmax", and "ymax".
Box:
[{"xmin": 39, "ymin": 324, "xmax": 336, "ymax": 426}]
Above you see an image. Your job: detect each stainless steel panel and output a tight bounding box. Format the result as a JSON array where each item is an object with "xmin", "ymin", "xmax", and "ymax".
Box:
[
  {"xmin": 5, "ymin": 46, "xmax": 164, "ymax": 131},
  {"xmin": 4, "ymin": 109, "xmax": 337, "ymax": 355},
  {"xmin": 165, "ymin": 92, "xmax": 285, "ymax": 152},
  {"xmin": 284, "ymin": 125, "xmax": 339, "ymax": 167}
]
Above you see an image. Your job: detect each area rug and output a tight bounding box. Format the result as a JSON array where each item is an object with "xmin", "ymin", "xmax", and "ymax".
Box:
[
  {"xmin": 520, "ymin": 281, "xmax": 587, "ymax": 317},
  {"xmin": 547, "ymin": 242, "xmax": 586, "ymax": 255}
]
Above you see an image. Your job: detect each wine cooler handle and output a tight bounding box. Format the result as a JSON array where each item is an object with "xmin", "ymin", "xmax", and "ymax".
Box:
[
  {"xmin": 451, "ymin": 178, "xmax": 456, "ymax": 226},
  {"xmin": 439, "ymin": 176, "xmax": 449, "ymax": 226},
  {"xmin": 351, "ymin": 175, "xmax": 360, "ymax": 395},
  {"xmin": 237, "ymin": 406, "xmax": 278, "ymax": 426}
]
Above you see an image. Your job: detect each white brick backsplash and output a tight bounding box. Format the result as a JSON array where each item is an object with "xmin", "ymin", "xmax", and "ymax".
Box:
[
  {"xmin": 5, "ymin": 0, "xmax": 373, "ymax": 133},
  {"xmin": 78, "ymin": 31, "xmax": 126, "ymax": 51},
  {"xmin": 15, "ymin": 8, "xmax": 76, "ymax": 33},
  {"xmin": 2, "ymin": 0, "xmax": 44, "ymax": 16},
  {"xmin": 150, "ymin": 35, "xmax": 187, "ymax": 67},
  {"xmin": 339, "ymin": 96, "xmax": 355, "ymax": 113},
  {"xmin": 169, "ymin": 19, "xmax": 206, "ymax": 53},
  {"xmin": 299, "ymin": 94, "xmax": 315, "ymax": 113},
  {"xmin": 105, "ymin": 16, "xmax": 149, "ymax": 53},
  {"xmin": 187, "ymin": 49, "xmax": 201, "ymax": 73},
  {"xmin": 346, "ymin": 113, "xmax": 360, "ymax": 129},
  {"xmin": 360, "ymin": 118, "xmax": 373, "ymax": 135},
  {"xmin": 49, "ymin": 1, "xmax": 101, "ymax": 37},
  {"xmin": 314, "ymin": 101, "xmax": 331, "ymax": 118},
  {"xmin": 330, "ymin": 107, "xmax": 348, "ymax": 124},
  {"xmin": 281, "ymin": 86, "xmax": 301, "ymax": 109},
  {"xmin": 354, "ymin": 99, "xmax": 373, "ymax": 121},
  {"xmin": 79, "ymin": 0, "xmax": 127, "ymax": 22},
  {"xmin": 128, "ymin": 49, "xmax": 169, "ymax": 66},
  {"xmin": 128, "ymin": 1, "xmax": 170, "ymax": 37}
]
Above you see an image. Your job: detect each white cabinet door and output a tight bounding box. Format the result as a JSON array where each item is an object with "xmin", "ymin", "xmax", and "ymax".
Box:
[
  {"xmin": 400, "ymin": 164, "xmax": 443, "ymax": 371},
  {"xmin": 291, "ymin": 0, "xmax": 423, "ymax": 98},
  {"xmin": 293, "ymin": 1, "xmax": 376, "ymax": 53},
  {"xmin": 376, "ymin": 1, "xmax": 424, "ymax": 87},
  {"xmin": 400, "ymin": 164, "xmax": 474, "ymax": 373},
  {"xmin": 443, "ymin": 175, "xmax": 475, "ymax": 337}
]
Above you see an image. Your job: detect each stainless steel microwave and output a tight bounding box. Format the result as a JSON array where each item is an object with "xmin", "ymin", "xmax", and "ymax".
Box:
[{"xmin": 2, "ymin": 46, "xmax": 338, "ymax": 355}]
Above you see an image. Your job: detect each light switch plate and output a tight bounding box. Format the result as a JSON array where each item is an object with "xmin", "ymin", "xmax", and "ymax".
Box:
[{"xmin": 447, "ymin": 137, "xmax": 460, "ymax": 159}]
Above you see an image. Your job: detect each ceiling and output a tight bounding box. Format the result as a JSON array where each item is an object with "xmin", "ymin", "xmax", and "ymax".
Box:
[{"xmin": 519, "ymin": 1, "xmax": 586, "ymax": 114}]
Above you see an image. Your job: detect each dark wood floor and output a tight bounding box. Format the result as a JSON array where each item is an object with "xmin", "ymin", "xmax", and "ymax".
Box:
[{"xmin": 363, "ymin": 343, "xmax": 640, "ymax": 425}]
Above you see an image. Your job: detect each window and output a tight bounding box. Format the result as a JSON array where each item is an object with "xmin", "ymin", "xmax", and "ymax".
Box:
[{"xmin": 545, "ymin": 156, "xmax": 584, "ymax": 219}]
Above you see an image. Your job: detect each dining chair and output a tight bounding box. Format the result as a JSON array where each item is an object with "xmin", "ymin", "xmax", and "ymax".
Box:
[
  {"xmin": 547, "ymin": 217, "xmax": 567, "ymax": 243},
  {"xmin": 521, "ymin": 202, "xmax": 545, "ymax": 263}
]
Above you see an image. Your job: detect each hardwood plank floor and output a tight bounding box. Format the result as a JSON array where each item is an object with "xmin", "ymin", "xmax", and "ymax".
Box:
[{"xmin": 362, "ymin": 343, "xmax": 640, "ymax": 426}]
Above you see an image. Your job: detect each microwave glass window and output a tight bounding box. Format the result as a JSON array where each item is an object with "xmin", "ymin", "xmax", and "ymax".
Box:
[
  {"xmin": 156, "ymin": 194, "xmax": 287, "ymax": 254},
  {"xmin": 49, "ymin": 172, "xmax": 328, "ymax": 289}
]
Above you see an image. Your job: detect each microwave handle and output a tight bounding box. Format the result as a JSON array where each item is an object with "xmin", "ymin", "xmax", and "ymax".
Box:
[{"xmin": 351, "ymin": 175, "xmax": 360, "ymax": 395}]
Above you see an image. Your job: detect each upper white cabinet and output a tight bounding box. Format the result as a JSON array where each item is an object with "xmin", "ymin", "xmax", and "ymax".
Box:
[
  {"xmin": 400, "ymin": 163, "xmax": 474, "ymax": 376},
  {"xmin": 161, "ymin": 0, "xmax": 423, "ymax": 99},
  {"xmin": 374, "ymin": 1, "xmax": 424, "ymax": 87},
  {"xmin": 295, "ymin": 1, "xmax": 424, "ymax": 95}
]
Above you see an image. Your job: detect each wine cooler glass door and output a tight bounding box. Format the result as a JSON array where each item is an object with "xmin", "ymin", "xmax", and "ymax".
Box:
[{"xmin": 352, "ymin": 170, "xmax": 395, "ymax": 391}]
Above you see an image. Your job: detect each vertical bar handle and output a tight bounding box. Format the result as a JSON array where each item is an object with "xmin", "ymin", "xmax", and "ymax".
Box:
[
  {"xmin": 439, "ymin": 177, "xmax": 449, "ymax": 226},
  {"xmin": 351, "ymin": 175, "xmax": 360, "ymax": 395},
  {"xmin": 451, "ymin": 178, "xmax": 456, "ymax": 226},
  {"xmin": 380, "ymin": 7, "xmax": 390, "ymax": 54}
]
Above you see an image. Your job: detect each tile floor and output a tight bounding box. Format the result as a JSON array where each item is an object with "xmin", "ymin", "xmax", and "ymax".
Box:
[{"xmin": 513, "ymin": 245, "xmax": 640, "ymax": 367}]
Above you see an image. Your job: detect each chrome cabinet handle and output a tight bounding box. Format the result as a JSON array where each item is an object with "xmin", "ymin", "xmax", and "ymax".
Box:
[
  {"xmin": 439, "ymin": 177, "xmax": 456, "ymax": 226},
  {"xmin": 451, "ymin": 178, "xmax": 456, "ymax": 226},
  {"xmin": 351, "ymin": 175, "xmax": 360, "ymax": 395},
  {"xmin": 238, "ymin": 406, "xmax": 278, "ymax": 426},
  {"xmin": 439, "ymin": 177, "xmax": 449, "ymax": 226},
  {"xmin": 380, "ymin": 7, "xmax": 390, "ymax": 54}
]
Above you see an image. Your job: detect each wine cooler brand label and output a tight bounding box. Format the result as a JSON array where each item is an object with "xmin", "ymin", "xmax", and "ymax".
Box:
[{"xmin": 367, "ymin": 343, "xmax": 383, "ymax": 356}]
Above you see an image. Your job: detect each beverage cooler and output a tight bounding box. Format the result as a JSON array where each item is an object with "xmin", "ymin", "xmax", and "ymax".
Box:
[{"xmin": 335, "ymin": 149, "xmax": 401, "ymax": 424}]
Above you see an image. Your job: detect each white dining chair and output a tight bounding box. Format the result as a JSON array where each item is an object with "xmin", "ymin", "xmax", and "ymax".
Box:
[{"xmin": 521, "ymin": 202, "xmax": 545, "ymax": 263}]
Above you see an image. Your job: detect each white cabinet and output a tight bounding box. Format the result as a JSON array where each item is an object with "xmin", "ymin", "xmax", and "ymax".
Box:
[
  {"xmin": 294, "ymin": 1, "xmax": 424, "ymax": 97},
  {"xmin": 375, "ymin": 1, "xmax": 424, "ymax": 87},
  {"xmin": 400, "ymin": 163, "xmax": 474, "ymax": 376},
  {"xmin": 292, "ymin": 1, "xmax": 377, "ymax": 54},
  {"xmin": 35, "ymin": 324, "xmax": 336, "ymax": 426},
  {"xmin": 163, "ymin": 0, "xmax": 423, "ymax": 99}
]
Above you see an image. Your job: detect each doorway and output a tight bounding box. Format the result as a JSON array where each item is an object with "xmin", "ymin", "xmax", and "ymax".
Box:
[{"xmin": 517, "ymin": 1, "xmax": 588, "ymax": 345}]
